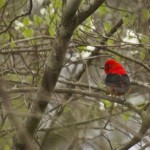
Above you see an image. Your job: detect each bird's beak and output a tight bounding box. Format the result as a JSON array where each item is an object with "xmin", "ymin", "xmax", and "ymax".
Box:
[{"xmin": 100, "ymin": 66, "xmax": 104, "ymax": 69}]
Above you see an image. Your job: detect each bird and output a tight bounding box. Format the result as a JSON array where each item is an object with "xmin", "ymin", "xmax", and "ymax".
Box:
[{"xmin": 104, "ymin": 59, "xmax": 130, "ymax": 97}]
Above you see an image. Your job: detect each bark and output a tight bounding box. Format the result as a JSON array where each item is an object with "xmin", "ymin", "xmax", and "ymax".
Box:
[
  {"xmin": 15, "ymin": 0, "xmax": 82, "ymax": 149},
  {"xmin": 14, "ymin": 0, "xmax": 106, "ymax": 149}
]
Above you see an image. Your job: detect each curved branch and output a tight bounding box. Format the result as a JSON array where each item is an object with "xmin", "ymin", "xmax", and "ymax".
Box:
[
  {"xmin": 75, "ymin": 0, "xmax": 105, "ymax": 26},
  {"xmin": 0, "ymin": 0, "xmax": 33, "ymax": 35},
  {"xmin": 7, "ymin": 87, "xmax": 142, "ymax": 115},
  {"xmin": 120, "ymin": 105, "xmax": 150, "ymax": 150}
]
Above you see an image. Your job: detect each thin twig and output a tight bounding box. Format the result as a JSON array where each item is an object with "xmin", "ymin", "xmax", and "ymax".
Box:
[{"xmin": 0, "ymin": 0, "xmax": 33, "ymax": 35}]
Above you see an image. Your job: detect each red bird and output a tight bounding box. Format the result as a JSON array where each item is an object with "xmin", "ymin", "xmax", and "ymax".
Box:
[{"xmin": 104, "ymin": 59, "xmax": 130, "ymax": 96}]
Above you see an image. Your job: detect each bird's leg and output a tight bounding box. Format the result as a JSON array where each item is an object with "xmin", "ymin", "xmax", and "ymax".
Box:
[{"xmin": 122, "ymin": 94, "xmax": 128, "ymax": 108}]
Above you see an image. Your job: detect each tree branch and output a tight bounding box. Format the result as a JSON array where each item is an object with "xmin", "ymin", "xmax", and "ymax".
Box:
[
  {"xmin": 75, "ymin": 0, "xmax": 105, "ymax": 26},
  {"xmin": 131, "ymin": 80, "xmax": 150, "ymax": 90},
  {"xmin": 120, "ymin": 105, "xmax": 150, "ymax": 150},
  {"xmin": 63, "ymin": 0, "xmax": 82, "ymax": 21},
  {"xmin": 74, "ymin": 17, "xmax": 123, "ymax": 81},
  {"xmin": 15, "ymin": 0, "xmax": 83, "ymax": 149},
  {"xmin": 101, "ymin": 19, "xmax": 123, "ymax": 44},
  {"xmin": 7, "ymin": 87, "xmax": 142, "ymax": 115},
  {"xmin": 0, "ymin": 0, "xmax": 33, "ymax": 35},
  {"xmin": 0, "ymin": 85, "xmax": 34, "ymax": 149}
]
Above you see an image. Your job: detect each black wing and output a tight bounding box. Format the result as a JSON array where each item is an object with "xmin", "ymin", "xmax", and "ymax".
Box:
[{"xmin": 105, "ymin": 74, "xmax": 130, "ymax": 95}]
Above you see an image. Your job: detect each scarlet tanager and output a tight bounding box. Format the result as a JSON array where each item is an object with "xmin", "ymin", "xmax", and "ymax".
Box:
[{"xmin": 104, "ymin": 59, "xmax": 130, "ymax": 96}]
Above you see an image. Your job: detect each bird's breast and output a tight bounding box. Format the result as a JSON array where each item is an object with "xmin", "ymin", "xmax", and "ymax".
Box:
[{"xmin": 105, "ymin": 74, "xmax": 130, "ymax": 95}]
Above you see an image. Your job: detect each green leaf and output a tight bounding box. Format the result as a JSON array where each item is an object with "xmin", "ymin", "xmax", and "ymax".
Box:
[
  {"xmin": 33, "ymin": 15, "xmax": 43, "ymax": 25},
  {"xmin": 48, "ymin": 25, "xmax": 55, "ymax": 36},
  {"xmin": 107, "ymin": 39, "xmax": 114, "ymax": 45},
  {"xmin": 4, "ymin": 145, "xmax": 10, "ymax": 150},
  {"xmin": 22, "ymin": 28, "xmax": 34, "ymax": 38},
  {"xmin": 142, "ymin": 9, "xmax": 150, "ymax": 20},
  {"xmin": 64, "ymin": 106, "xmax": 71, "ymax": 113},
  {"xmin": 124, "ymin": 15, "xmax": 135, "ymax": 26},
  {"xmin": 102, "ymin": 99, "xmax": 113, "ymax": 108},
  {"xmin": 55, "ymin": 0, "xmax": 62, "ymax": 8},
  {"xmin": 0, "ymin": 0, "xmax": 5, "ymax": 9},
  {"xmin": 10, "ymin": 41, "xmax": 16, "ymax": 48},
  {"xmin": 124, "ymin": 16, "xmax": 129, "ymax": 25},
  {"xmin": 99, "ymin": 5, "xmax": 107, "ymax": 16},
  {"xmin": 141, "ymin": 35, "xmax": 149, "ymax": 43},
  {"xmin": 91, "ymin": 105, "xmax": 100, "ymax": 117},
  {"xmin": 139, "ymin": 48, "xmax": 146, "ymax": 60},
  {"xmin": 52, "ymin": 0, "xmax": 62, "ymax": 9},
  {"xmin": 104, "ymin": 22, "xmax": 111, "ymax": 32},
  {"xmin": 129, "ymin": 15, "xmax": 135, "ymax": 25},
  {"xmin": 121, "ymin": 113, "xmax": 130, "ymax": 121},
  {"xmin": 23, "ymin": 16, "xmax": 30, "ymax": 26},
  {"xmin": 1, "ymin": 33, "xmax": 10, "ymax": 45},
  {"xmin": 78, "ymin": 46, "xmax": 85, "ymax": 52},
  {"xmin": 115, "ymin": 56, "xmax": 121, "ymax": 62}
]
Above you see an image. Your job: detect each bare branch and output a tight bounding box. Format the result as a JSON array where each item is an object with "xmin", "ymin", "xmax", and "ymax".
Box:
[
  {"xmin": 63, "ymin": 0, "xmax": 82, "ymax": 21},
  {"xmin": 120, "ymin": 105, "xmax": 150, "ymax": 150},
  {"xmin": 131, "ymin": 80, "xmax": 150, "ymax": 90},
  {"xmin": 74, "ymin": 17, "xmax": 123, "ymax": 81},
  {"xmin": 7, "ymin": 86, "xmax": 142, "ymax": 115},
  {"xmin": 16, "ymin": 1, "xmax": 83, "ymax": 148},
  {"xmin": 39, "ymin": 114, "xmax": 112, "ymax": 132},
  {"xmin": 101, "ymin": 19, "xmax": 123, "ymax": 43},
  {"xmin": 0, "ymin": 0, "xmax": 33, "ymax": 35},
  {"xmin": 75, "ymin": 0, "xmax": 105, "ymax": 26},
  {"xmin": 0, "ymin": 85, "xmax": 34, "ymax": 149}
]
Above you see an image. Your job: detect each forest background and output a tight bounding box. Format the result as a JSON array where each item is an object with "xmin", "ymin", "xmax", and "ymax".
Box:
[{"xmin": 0, "ymin": 0, "xmax": 150, "ymax": 150}]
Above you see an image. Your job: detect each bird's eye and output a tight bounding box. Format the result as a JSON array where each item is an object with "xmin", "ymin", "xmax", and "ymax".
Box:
[{"xmin": 105, "ymin": 64, "xmax": 110, "ymax": 69}]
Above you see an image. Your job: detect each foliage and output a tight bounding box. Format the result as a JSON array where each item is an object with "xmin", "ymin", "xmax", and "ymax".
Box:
[{"xmin": 0, "ymin": 0, "xmax": 149, "ymax": 150}]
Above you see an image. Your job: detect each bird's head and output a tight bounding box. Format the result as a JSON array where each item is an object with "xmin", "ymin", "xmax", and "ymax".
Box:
[{"xmin": 104, "ymin": 59, "xmax": 127, "ymax": 75}]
